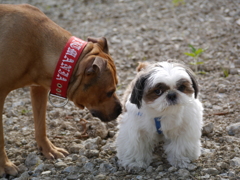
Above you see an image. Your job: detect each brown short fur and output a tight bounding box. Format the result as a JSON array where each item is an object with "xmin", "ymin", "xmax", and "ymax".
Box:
[{"xmin": 0, "ymin": 4, "xmax": 121, "ymax": 176}]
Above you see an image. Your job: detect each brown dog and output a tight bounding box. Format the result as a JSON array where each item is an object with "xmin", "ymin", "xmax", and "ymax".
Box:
[{"xmin": 0, "ymin": 4, "xmax": 122, "ymax": 176}]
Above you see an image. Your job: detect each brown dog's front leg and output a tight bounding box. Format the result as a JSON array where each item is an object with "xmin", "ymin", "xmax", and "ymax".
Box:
[
  {"xmin": 0, "ymin": 94, "xmax": 19, "ymax": 176},
  {"xmin": 30, "ymin": 86, "xmax": 68, "ymax": 159}
]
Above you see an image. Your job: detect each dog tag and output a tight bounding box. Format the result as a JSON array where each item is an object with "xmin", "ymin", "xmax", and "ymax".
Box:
[
  {"xmin": 48, "ymin": 92, "xmax": 69, "ymax": 108},
  {"xmin": 154, "ymin": 117, "xmax": 162, "ymax": 134}
]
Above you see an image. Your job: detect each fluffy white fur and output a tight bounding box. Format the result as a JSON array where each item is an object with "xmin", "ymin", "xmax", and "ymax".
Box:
[{"xmin": 116, "ymin": 61, "xmax": 203, "ymax": 169}]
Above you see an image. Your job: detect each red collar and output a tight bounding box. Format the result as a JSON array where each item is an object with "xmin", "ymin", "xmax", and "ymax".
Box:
[{"xmin": 50, "ymin": 36, "xmax": 87, "ymax": 99}]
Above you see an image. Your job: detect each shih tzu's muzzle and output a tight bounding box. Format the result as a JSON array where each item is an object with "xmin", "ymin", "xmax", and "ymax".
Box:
[{"xmin": 167, "ymin": 90, "xmax": 178, "ymax": 105}]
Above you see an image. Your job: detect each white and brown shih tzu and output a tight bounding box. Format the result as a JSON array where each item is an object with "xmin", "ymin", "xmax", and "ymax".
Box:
[{"xmin": 116, "ymin": 61, "xmax": 203, "ymax": 169}]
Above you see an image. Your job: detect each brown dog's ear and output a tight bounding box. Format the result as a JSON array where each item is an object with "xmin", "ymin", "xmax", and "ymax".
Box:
[
  {"xmin": 87, "ymin": 37, "xmax": 109, "ymax": 54},
  {"xmin": 136, "ymin": 62, "xmax": 149, "ymax": 72},
  {"xmin": 86, "ymin": 57, "xmax": 107, "ymax": 75}
]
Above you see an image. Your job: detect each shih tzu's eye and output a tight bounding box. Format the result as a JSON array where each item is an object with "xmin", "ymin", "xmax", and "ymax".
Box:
[
  {"xmin": 155, "ymin": 89, "xmax": 162, "ymax": 95},
  {"xmin": 178, "ymin": 85, "xmax": 186, "ymax": 92}
]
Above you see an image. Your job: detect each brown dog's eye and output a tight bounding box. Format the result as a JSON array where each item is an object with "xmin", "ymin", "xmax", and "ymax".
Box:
[
  {"xmin": 178, "ymin": 85, "xmax": 186, "ymax": 92},
  {"xmin": 107, "ymin": 90, "xmax": 115, "ymax": 97}
]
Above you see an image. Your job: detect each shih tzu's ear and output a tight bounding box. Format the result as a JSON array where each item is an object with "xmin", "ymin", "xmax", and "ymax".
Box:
[
  {"xmin": 130, "ymin": 73, "xmax": 151, "ymax": 108},
  {"xmin": 136, "ymin": 62, "xmax": 150, "ymax": 72},
  {"xmin": 185, "ymin": 67, "xmax": 199, "ymax": 98},
  {"xmin": 173, "ymin": 63, "xmax": 199, "ymax": 98}
]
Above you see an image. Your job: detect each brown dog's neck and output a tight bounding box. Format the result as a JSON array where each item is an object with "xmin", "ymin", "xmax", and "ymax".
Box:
[
  {"xmin": 35, "ymin": 35, "xmax": 71, "ymax": 89},
  {"xmin": 66, "ymin": 42, "xmax": 93, "ymax": 101}
]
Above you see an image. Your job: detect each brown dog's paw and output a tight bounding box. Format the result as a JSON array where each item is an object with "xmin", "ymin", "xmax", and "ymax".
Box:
[
  {"xmin": 0, "ymin": 161, "xmax": 19, "ymax": 177},
  {"xmin": 37, "ymin": 138, "xmax": 69, "ymax": 159}
]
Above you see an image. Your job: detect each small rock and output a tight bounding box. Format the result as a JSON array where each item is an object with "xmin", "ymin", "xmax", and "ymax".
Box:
[
  {"xmin": 12, "ymin": 101, "xmax": 24, "ymax": 107},
  {"xmin": 202, "ymin": 168, "xmax": 219, "ymax": 175},
  {"xmin": 101, "ymin": 142, "xmax": 116, "ymax": 155},
  {"xmin": 156, "ymin": 165, "xmax": 163, "ymax": 171},
  {"xmin": 66, "ymin": 175, "xmax": 79, "ymax": 180},
  {"xmin": 25, "ymin": 153, "xmax": 42, "ymax": 167},
  {"xmin": 204, "ymin": 102, "xmax": 212, "ymax": 108},
  {"xmin": 202, "ymin": 122, "xmax": 214, "ymax": 135},
  {"xmin": 229, "ymin": 170, "xmax": 235, "ymax": 177},
  {"xmin": 83, "ymin": 162, "xmax": 95, "ymax": 172},
  {"xmin": 129, "ymin": 166, "xmax": 143, "ymax": 174},
  {"xmin": 226, "ymin": 122, "xmax": 240, "ymax": 136},
  {"xmin": 34, "ymin": 163, "xmax": 44, "ymax": 174},
  {"xmin": 229, "ymin": 68, "xmax": 238, "ymax": 75},
  {"xmin": 136, "ymin": 175, "xmax": 143, "ymax": 180},
  {"xmin": 13, "ymin": 171, "xmax": 29, "ymax": 180},
  {"xmin": 41, "ymin": 171, "xmax": 51, "ymax": 175},
  {"xmin": 89, "ymin": 119, "xmax": 109, "ymax": 138},
  {"xmin": 187, "ymin": 164, "xmax": 197, "ymax": 171},
  {"xmin": 229, "ymin": 157, "xmax": 240, "ymax": 167},
  {"xmin": 108, "ymin": 131, "xmax": 116, "ymax": 138},
  {"xmin": 146, "ymin": 166, "xmax": 153, "ymax": 173},
  {"xmin": 55, "ymin": 161, "xmax": 67, "ymax": 168},
  {"xmin": 234, "ymin": 59, "xmax": 240, "ymax": 68},
  {"xmin": 21, "ymin": 139, "xmax": 27, "ymax": 145},
  {"xmin": 44, "ymin": 164, "xmax": 54, "ymax": 170},
  {"xmin": 219, "ymin": 172, "xmax": 228, "ymax": 178},
  {"xmin": 17, "ymin": 164, "xmax": 28, "ymax": 173},
  {"xmin": 201, "ymin": 148, "xmax": 215, "ymax": 156},
  {"xmin": 95, "ymin": 174, "xmax": 107, "ymax": 180},
  {"xmin": 62, "ymin": 166, "xmax": 79, "ymax": 173},
  {"xmin": 85, "ymin": 150, "xmax": 99, "ymax": 158},
  {"xmin": 217, "ymin": 162, "xmax": 229, "ymax": 169},
  {"xmin": 49, "ymin": 110, "xmax": 61, "ymax": 118},
  {"xmin": 158, "ymin": 172, "xmax": 167, "ymax": 178},
  {"xmin": 234, "ymin": 147, "xmax": 240, "ymax": 153},
  {"xmin": 61, "ymin": 121, "xmax": 74, "ymax": 130},
  {"xmin": 113, "ymin": 171, "xmax": 127, "ymax": 176},
  {"xmin": 71, "ymin": 154, "xmax": 79, "ymax": 161},
  {"xmin": 111, "ymin": 36, "xmax": 121, "ymax": 44},
  {"xmin": 168, "ymin": 166, "xmax": 177, "ymax": 172},
  {"xmin": 235, "ymin": 115, "xmax": 240, "ymax": 122},
  {"xmin": 69, "ymin": 143, "xmax": 84, "ymax": 153},
  {"xmin": 76, "ymin": 156, "xmax": 88, "ymax": 167},
  {"xmin": 83, "ymin": 137, "xmax": 101, "ymax": 150},
  {"xmin": 200, "ymin": 174, "xmax": 210, "ymax": 179},
  {"xmin": 218, "ymin": 84, "xmax": 227, "ymax": 93},
  {"xmin": 178, "ymin": 169, "xmax": 190, "ymax": 178},
  {"xmin": 213, "ymin": 105, "xmax": 222, "ymax": 111},
  {"xmin": 99, "ymin": 163, "xmax": 113, "ymax": 174},
  {"xmin": 224, "ymin": 136, "xmax": 240, "ymax": 143}
]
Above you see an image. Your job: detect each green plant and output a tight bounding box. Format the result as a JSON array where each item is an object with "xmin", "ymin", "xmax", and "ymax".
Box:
[
  {"xmin": 172, "ymin": 0, "xmax": 185, "ymax": 6},
  {"xmin": 20, "ymin": 109, "xmax": 30, "ymax": 115},
  {"xmin": 184, "ymin": 44, "xmax": 204, "ymax": 73},
  {"xmin": 223, "ymin": 68, "xmax": 229, "ymax": 77}
]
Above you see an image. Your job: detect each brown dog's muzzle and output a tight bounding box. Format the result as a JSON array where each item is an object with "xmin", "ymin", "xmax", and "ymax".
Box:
[{"xmin": 90, "ymin": 101, "xmax": 122, "ymax": 122}]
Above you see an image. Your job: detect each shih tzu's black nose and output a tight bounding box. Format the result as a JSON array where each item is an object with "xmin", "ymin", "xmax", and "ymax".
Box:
[{"xmin": 167, "ymin": 91, "xmax": 177, "ymax": 102}]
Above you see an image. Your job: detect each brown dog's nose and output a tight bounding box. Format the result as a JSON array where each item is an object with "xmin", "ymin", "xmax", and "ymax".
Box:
[
  {"xmin": 90, "ymin": 110, "xmax": 110, "ymax": 122},
  {"xmin": 110, "ymin": 102, "xmax": 122, "ymax": 120},
  {"xmin": 90, "ymin": 102, "xmax": 122, "ymax": 122}
]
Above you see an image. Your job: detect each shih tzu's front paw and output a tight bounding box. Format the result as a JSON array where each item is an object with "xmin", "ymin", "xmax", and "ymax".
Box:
[{"xmin": 168, "ymin": 155, "xmax": 191, "ymax": 168}]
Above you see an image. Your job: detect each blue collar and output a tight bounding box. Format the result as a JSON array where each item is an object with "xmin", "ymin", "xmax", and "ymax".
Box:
[
  {"xmin": 136, "ymin": 112, "xmax": 162, "ymax": 134},
  {"xmin": 154, "ymin": 117, "xmax": 162, "ymax": 134}
]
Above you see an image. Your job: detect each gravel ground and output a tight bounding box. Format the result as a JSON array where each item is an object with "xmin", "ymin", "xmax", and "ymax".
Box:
[{"xmin": 0, "ymin": 0, "xmax": 240, "ymax": 179}]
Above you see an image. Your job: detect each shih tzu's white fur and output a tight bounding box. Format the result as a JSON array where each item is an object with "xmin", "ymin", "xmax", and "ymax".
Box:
[{"xmin": 116, "ymin": 61, "xmax": 203, "ymax": 169}]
